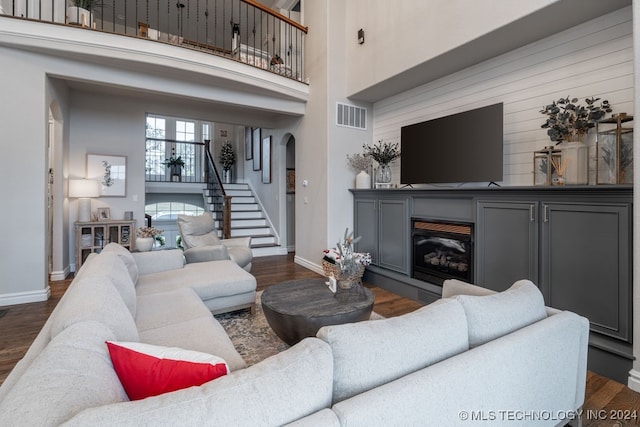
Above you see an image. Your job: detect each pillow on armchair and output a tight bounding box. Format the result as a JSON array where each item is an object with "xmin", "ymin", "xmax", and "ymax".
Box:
[
  {"xmin": 177, "ymin": 212, "xmax": 221, "ymax": 249},
  {"xmin": 177, "ymin": 213, "xmax": 253, "ymax": 272}
]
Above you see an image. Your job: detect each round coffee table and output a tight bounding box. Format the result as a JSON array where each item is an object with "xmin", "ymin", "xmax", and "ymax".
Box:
[{"xmin": 261, "ymin": 278, "xmax": 374, "ymax": 346}]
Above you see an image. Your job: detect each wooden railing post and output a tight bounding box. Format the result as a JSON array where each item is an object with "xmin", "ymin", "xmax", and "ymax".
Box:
[
  {"xmin": 223, "ymin": 195, "xmax": 232, "ymax": 239},
  {"xmin": 204, "ymin": 139, "xmax": 211, "ymax": 183}
]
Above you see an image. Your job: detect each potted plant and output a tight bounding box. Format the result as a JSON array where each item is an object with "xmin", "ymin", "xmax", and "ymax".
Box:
[
  {"xmin": 67, "ymin": 0, "xmax": 100, "ymax": 27},
  {"xmin": 219, "ymin": 141, "xmax": 236, "ymax": 184},
  {"xmin": 540, "ymin": 96, "xmax": 613, "ymax": 185},
  {"xmin": 363, "ymin": 140, "xmax": 400, "ymax": 184},
  {"xmin": 136, "ymin": 226, "xmax": 163, "ymax": 252},
  {"xmin": 163, "ymin": 155, "xmax": 185, "ymax": 181},
  {"xmin": 540, "ymin": 96, "xmax": 612, "ymax": 144}
]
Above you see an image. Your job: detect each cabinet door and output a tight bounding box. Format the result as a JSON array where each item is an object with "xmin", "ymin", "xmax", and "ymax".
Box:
[
  {"xmin": 476, "ymin": 201, "xmax": 538, "ymax": 292},
  {"xmin": 541, "ymin": 202, "xmax": 631, "ymax": 342},
  {"xmin": 354, "ymin": 197, "xmax": 379, "ymax": 265},
  {"xmin": 378, "ymin": 198, "xmax": 409, "ymax": 274}
]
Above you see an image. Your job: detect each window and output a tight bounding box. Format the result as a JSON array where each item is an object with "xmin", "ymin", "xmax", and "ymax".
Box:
[
  {"xmin": 144, "ymin": 202, "xmax": 204, "ymax": 222},
  {"xmin": 145, "ymin": 114, "xmax": 210, "ymax": 182}
]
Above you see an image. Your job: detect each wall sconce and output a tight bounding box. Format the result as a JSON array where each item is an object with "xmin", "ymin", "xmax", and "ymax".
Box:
[
  {"xmin": 358, "ymin": 29, "xmax": 365, "ymax": 44},
  {"xmin": 69, "ymin": 179, "xmax": 100, "ymax": 222}
]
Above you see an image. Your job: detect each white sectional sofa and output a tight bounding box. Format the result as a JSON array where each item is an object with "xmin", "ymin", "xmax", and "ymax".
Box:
[{"xmin": 0, "ymin": 246, "xmax": 588, "ymax": 426}]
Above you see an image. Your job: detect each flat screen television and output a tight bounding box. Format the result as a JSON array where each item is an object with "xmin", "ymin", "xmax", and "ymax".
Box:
[{"xmin": 400, "ymin": 103, "xmax": 504, "ymax": 185}]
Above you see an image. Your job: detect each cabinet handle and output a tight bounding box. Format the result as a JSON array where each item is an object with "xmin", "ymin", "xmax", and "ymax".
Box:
[
  {"xmin": 529, "ymin": 205, "xmax": 535, "ymax": 222},
  {"xmin": 543, "ymin": 205, "xmax": 549, "ymax": 223}
]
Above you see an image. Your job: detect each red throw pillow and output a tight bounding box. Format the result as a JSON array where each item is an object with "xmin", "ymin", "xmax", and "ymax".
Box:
[{"xmin": 106, "ymin": 341, "xmax": 229, "ymax": 400}]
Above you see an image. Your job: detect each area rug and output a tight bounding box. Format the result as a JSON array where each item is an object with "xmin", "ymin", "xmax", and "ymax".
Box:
[{"xmin": 215, "ymin": 291, "xmax": 382, "ymax": 366}]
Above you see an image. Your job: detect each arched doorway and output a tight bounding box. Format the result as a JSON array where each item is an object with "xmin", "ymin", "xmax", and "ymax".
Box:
[{"xmin": 285, "ymin": 135, "xmax": 295, "ymax": 252}]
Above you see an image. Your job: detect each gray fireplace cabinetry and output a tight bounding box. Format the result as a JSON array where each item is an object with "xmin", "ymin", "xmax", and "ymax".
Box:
[
  {"xmin": 354, "ymin": 195, "xmax": 409, "ymax": 274},
  {"xmin": 476, "ymin": 200, "xmax": 539, "ymax": 292},
  {"xmin": 352, "ymin": 186, "xmax": 632, "ymax": 384}
]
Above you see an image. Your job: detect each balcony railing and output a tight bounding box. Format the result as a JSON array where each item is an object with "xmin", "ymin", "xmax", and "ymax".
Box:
[
  {"xmin": 145, "ymin": 138, "xmax": 206, "ymax": 183},
  {"xmin": 2, "ymin": 0, "xmax": 307, "ymax": 83}
]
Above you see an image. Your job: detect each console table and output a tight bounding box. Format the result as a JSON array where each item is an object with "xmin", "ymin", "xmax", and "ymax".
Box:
[
  {"xmin": 75, "ymin": 220, "xmax": 136, "ymax": 269},
  {"xmin": 352, "ymin": 185, "xmax": 632, "ymax": 383}
]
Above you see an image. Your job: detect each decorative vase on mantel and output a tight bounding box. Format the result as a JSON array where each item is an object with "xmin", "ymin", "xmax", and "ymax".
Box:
[
  {"xmin": 355, "ymin": 170, "xmax": 371, "ymax": 189},
  {"xmin": 376, "ymin": 164, "xmax": 392, "ymax": 184},
  {"xmin": 222, "ymin": 169, "xmax": 233, "ymax": 184},
  {"xmin": 136, "ymin": 237, "xmax": 154, "ymax": 252},
  {"xmin": 560, "ymin": 139, "xmax": 588, "ymax": 185}
]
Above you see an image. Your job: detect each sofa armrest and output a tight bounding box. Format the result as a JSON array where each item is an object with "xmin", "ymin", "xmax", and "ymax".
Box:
[
  {"xmin": 132, "ymin": 249, "xmax": 185, "ymax": 276},
  {"xmin": 442, "ymin": 279, "xmax": 496, "ymax": 299},
  {"xmin": 221, "ymin": 236, "xmax": 252, "ymax": 248},
  {"xmin": 183, "ymin": 245, "xmax": 230, "ymax": 264}
]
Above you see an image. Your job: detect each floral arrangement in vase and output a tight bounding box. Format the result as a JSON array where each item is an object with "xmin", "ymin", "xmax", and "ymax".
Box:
[
  {"xmin": 363, "ymin": 140, "xmax": 401, "ymax": 164},
  {"xmin": 136, "ymin": 226, "xmax": 163, "ymax": 238},
  {"xmin": 322, "ymin": 228, "xmax": 371, "ymax": 282},
  {"xmin": 540, "ymin": 96, "xmax": 612, "ymax": 144},
  {"xmin": 363, "ymin": 140, "xmax": 400, "ymax": 183},
  {"xmin": 136, "ymin": 226, "xmax": 164, "ymax": 251}
]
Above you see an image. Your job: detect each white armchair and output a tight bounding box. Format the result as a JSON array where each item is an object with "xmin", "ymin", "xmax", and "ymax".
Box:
[{"xmin": 177, "ymin": 213, "xmax": 253, "ymax": 272}]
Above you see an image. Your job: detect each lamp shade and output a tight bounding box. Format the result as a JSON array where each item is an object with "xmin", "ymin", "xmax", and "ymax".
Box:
[{"xmin": 69, "ymin": 179, "xmax": 100, "ymax": 198}]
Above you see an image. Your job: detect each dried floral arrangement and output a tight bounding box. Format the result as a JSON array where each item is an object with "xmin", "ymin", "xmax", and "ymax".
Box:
[
  {"xmin": 363, "ymin": 140, "xmax": 400, "ymax": 165},
  {"xmin": 346, "ymin": 153, "xmax": 372, "ymax": 172},
  {"xmin": 136, "ymin": 226, "xmax": 163, "ymax": 238}
]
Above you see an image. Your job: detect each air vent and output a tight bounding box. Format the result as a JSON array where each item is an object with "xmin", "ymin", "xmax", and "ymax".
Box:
[{"xmin": 336, "ymin": 102, "xmax": 367, "ymax": 130}]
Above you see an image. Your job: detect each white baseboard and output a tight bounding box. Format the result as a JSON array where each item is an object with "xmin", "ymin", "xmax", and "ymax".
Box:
[
  {"xmin": 49, "ymin": 266, "xmax": 70, "ymax": 282},
  {"xmin": 0, "ymin": 287, "xmax": 50, "ymax": 307},
  {"xmin": 628, "ymin": 369, "xmax": 640, "ymax": 392},
  {"xmin": 294, "ymin": 255, "xmax": 324, "ymax": 276}
]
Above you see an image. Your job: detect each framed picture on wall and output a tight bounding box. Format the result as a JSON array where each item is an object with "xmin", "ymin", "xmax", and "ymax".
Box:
[
  {"xmin": 262, "ymin": 135, "xmax": 272, "ymax": 184},
  {"xmin": 252, "ymin": 128, "xmax": 261, "ymax": 171},
  {"xmin": 86, "ymin": 154, "xmax": 127, "ymax": 197},
  {"xmin": 245, "ymin": 127, "xmax": 252, "ymax": 160}
]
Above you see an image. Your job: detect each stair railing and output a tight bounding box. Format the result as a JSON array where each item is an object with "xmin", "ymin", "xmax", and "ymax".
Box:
[{"xmin": 204, "ymin": 139, "xmax": 232, "ymax": 239}]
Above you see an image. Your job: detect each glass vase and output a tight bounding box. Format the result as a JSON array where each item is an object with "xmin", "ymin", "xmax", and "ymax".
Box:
[{"xmin": 376, "ymin": 164, "xmax": 391, "ymax": 183}]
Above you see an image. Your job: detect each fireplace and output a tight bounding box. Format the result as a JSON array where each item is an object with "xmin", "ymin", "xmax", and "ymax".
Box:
[{"xmin": 412, "ymin": 219, "xmax": 473, "ymax": 285}]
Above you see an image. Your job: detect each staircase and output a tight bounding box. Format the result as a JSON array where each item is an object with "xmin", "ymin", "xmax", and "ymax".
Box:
[{"xmin": 204, "ymin": 183, "xmax": 284, "ymax": 257}]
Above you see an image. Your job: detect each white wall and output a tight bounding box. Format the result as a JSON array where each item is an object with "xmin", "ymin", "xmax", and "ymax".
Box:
[
  {"xmin": 371, "ymin": 7, "xmax": 633, "ymax": 187},
  {"xmin": 0, "ymin": 47, "xmax": 49, "ymax": 304},
  {"xmin": 344, "ymin": 0, "xmax": 558, "ymax": 97}
]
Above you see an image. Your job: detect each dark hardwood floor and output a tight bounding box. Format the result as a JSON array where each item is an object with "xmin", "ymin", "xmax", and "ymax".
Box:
[{"xmin": 0, "ymin": 253, "xmax": 638, "ymax": 425}]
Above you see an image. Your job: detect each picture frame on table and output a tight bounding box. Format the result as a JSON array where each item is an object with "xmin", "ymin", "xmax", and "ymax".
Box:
[
  {"xmin": 86, "ymin": 154, "xmax": 127, "ymax": 197},
  {"xmin": 97, "ymin": 207, "xmax": 111, "ymax": 220},
  {"xmin": 262, "ymin": 135, "xmax": 272, "ymax": 184}
]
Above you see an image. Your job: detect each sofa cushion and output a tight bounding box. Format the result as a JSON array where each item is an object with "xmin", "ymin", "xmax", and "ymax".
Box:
[
  {"xmin": 79, "ymin": 251, "xmax": 137, "ymax": 318},
  {"xmin": 316, "ymin": 298, "xmax": 469, "ymax": 403},
  {"xmin": 453, "ymin": 279, "xmax": 547, "ymax": 347},
  {"xmin": 106, "ymin": 341, "xmax": 229, "ymax": 401},
  {"xmin": 50, "ymin": 274, "xmax": 139, "ymax": 343},
  {"xmin": 135, "ymin": 260, "xmax": 256, "ymax": 301},
  {"xmin": 136, "ymin": 288, "xmax": 245, "ymax": 371},
  {"xmin": 64, "ymin": 338, "xmax": 334, "ymax": 427},
  {"xmin": 0, "ymin": 321, "xmax": 128, "ymax": 426},
  {"xmin": 102, "ymin": 243, "xmax": 139, "ymax": 284},
  {"xmin": 177, "ymin": 213, "xmax": 222, "ymax": 248}
]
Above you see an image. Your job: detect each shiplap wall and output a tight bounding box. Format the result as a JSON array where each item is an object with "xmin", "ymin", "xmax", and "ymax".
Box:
[{"xmin": 373, "ymin": 6, "xmax": 633, "ymax": 187}]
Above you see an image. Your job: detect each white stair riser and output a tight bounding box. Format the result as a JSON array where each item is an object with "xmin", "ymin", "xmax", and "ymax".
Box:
[
  {"xmin": 231, "ymin": 211, "xmax": 263, "ymax": 219},
  {"xmin": 207, "ymin": 204, "xmax": 259, "ymax": 213},
  {"xmin": 252, "ymin": 236, "xmax": 276, "ymax": 245},
  {"xmin": 215, "ymin": 219, "xmax": 267, "ymax": 228},
  {"xmin": 231, "ymin": 227, "xmax": 270, "ymax": 237}
]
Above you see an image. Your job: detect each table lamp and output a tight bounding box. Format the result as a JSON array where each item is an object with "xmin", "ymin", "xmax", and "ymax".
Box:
[{"xmin": 69, "ymin": 179, "xmax": 100, "ymax": 222}]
